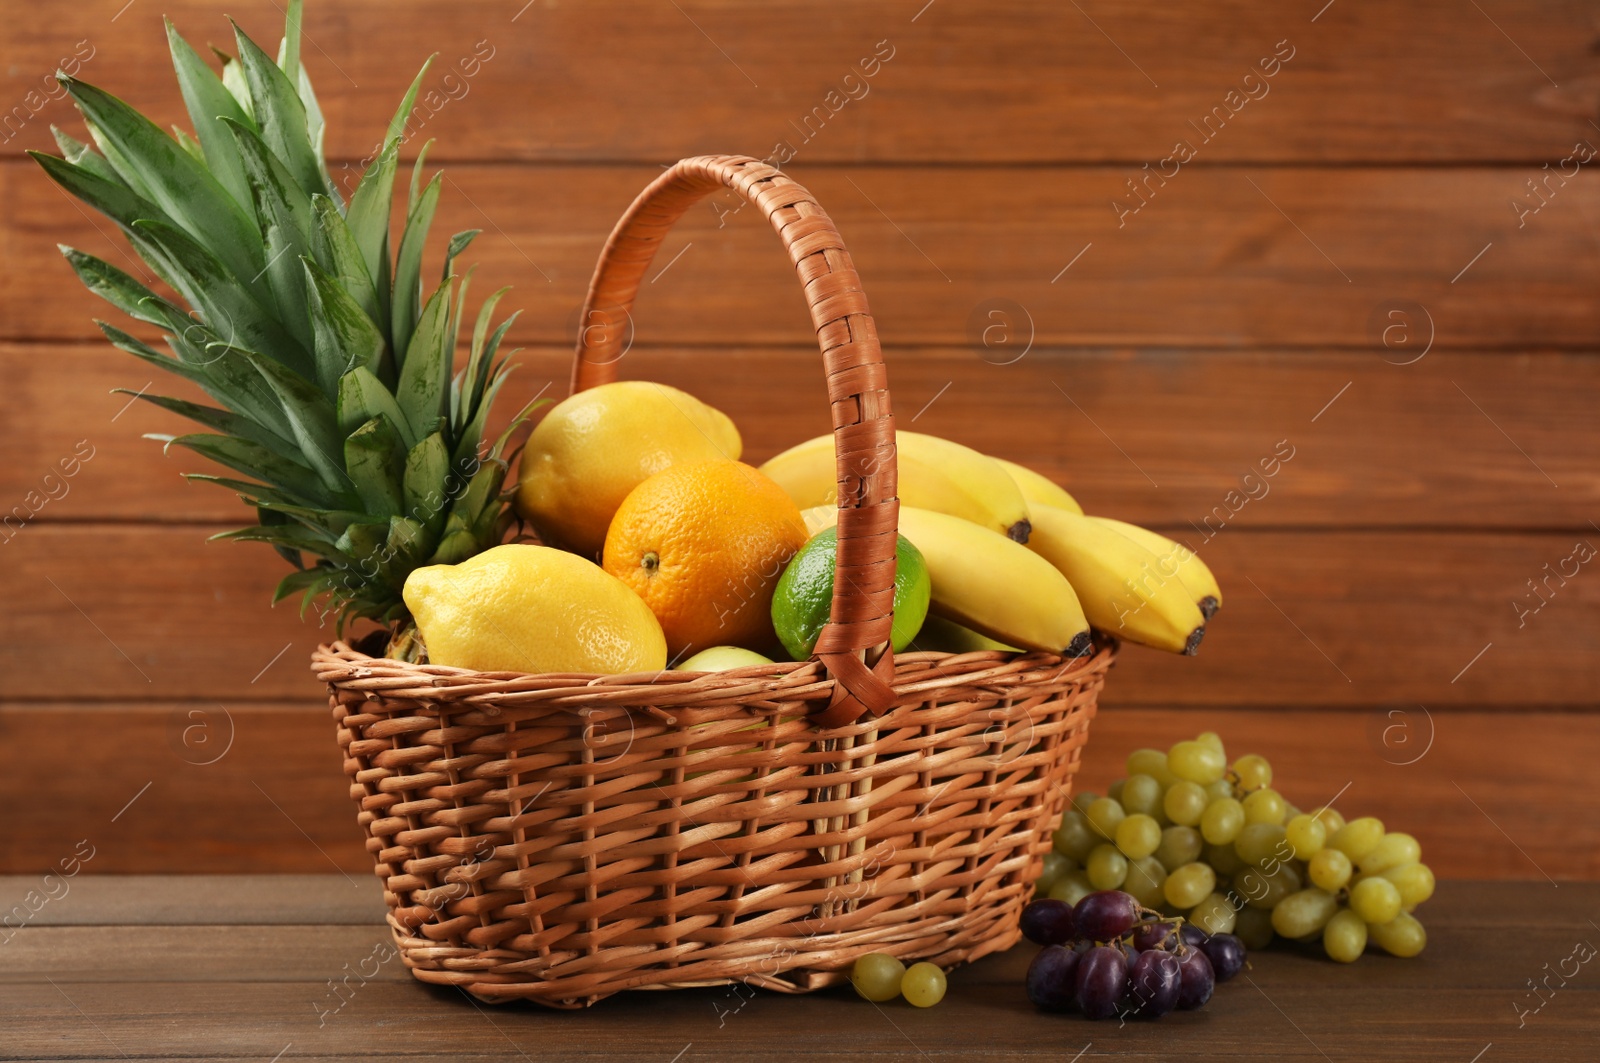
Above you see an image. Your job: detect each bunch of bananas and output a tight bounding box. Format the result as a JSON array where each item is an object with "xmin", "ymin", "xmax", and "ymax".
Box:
[{"xmin": 761, "ymin": 431, "xmax": 1221, "ymax": 657}]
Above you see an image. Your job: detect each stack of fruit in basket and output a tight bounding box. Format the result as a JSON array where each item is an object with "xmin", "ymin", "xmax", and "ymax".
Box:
[
  {"xmin": 1040, "ymin": 731, "xmax": 1433, "ymax": 963},
  {"xmin": 400, "ymin": 379, "xmax": 1227, "ymax": 676},
  {"xmin": 28, "ymin": 2, "xmax": 1221, "ymax": 682}
]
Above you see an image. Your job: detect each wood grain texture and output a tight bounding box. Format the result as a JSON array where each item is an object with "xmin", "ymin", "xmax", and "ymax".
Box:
[
  {"xmin": 0, "ymin": 874, "xmax": 380, "ymax": 926},
  {"xmin": 3, "ymin": 704, "xmax": 1593, "ymax": 879},
  {"xmin": 6, "ymin": 342, "xmax": 1597, "ymax": 528},
  {"xmin": 0, "ymin": 893, "xmax": 1585, "ymax": 987},
  {"xmin": 4, "ymin": 524, "xmax": 1595, "ymax": 707},
  {"xmin": 5, "ymin": 1, "xmax": 1600, "ymax": 164},
  {"xmin": 11, "ymin": 983, "xmax": 1588, "ymax": 1061},
  {"xmin": 9, "ymin": 162, "xmax": 1600, "ymax": 349},
  {"xmin": 0, "ymin": 878, "xmax": 1592, "ymax": 1061}
]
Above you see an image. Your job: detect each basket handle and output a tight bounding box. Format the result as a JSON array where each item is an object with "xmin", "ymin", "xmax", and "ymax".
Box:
[{"xmin": 571, "ymin": 156, "xmax": 898, "ymax": 728}]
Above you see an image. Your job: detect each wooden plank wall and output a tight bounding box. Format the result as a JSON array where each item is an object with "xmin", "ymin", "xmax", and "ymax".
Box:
[{"xmin": 2, "ymin": 1, "xmax": 1596, "ymax": 880}]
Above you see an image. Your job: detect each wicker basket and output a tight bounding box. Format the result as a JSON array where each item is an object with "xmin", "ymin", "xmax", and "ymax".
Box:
[{"xmin": 312, "ymin": 155, "xmax": 1116, "ymax": 1007}]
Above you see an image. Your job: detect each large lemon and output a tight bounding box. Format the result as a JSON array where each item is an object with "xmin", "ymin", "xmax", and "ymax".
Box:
[
  {"xmin": 515, "ymin": 381, "xmax": 741, "ymax": 557},
  {"xmin": 403, "ymin": 544, "xmax": 667, "ymax": 674}
]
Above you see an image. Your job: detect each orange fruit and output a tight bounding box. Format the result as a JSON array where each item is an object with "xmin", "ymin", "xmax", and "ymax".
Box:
[{"xmin": 603, "ymin": 460, "xmax": 809, "ymax": 657}]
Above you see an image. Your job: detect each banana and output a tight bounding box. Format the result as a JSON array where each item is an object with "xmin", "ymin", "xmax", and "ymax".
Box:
[
  {"xmin": 1028, "ymin": 505, "xmax": 1206, "ymax": 655},
  {"xmin": 800, "ymin": 504, "xmax": 836, "ymax": 539},
  {"xmin": 760, "ymin": 431, "xmax": 1032, "ymax": 542},
  {"xmin": 994, "ymin": 457, "xmax": 1083, "ymax": 515},
  {"xmin": 1088, "ymin": 516, "xmax": 1223, "ymax": 619},
  {"xmin": 909, "ymin": 614, "xmax": 1020, "ymax": 654},
  {"xmin": 804, "ymin": 504, "xmax": 1091, "ymax": 657}
]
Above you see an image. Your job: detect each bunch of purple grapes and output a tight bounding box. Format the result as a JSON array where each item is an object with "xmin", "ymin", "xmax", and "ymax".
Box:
[{"xmin": 1021, "ymin": 889, "xmax": 1247, "ymax": 1021}]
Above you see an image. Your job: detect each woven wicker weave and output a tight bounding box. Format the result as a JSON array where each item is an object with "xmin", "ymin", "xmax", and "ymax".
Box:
[{"xmin": 312, "ymin": 155, "xmax": 1115, "ymax": 1007}]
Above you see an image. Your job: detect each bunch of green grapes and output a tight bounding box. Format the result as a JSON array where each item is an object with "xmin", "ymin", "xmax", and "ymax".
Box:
[{"xmin": 1037, "ymin": 732, "xmax": 1432, "ymax": 962}]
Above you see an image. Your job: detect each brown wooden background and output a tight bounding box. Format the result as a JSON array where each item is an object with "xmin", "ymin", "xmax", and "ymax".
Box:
[{"xmin": 2, "ymin": 1, "xmax": 1597, "ymax": 881}]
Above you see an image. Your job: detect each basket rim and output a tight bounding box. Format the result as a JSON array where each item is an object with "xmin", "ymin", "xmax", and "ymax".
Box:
[{"xmin": 312, "ymin": 639, "xmax": 1117, "ymax": 720}]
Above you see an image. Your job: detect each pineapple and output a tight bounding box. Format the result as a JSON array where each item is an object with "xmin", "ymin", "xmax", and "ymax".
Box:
[{"xmin": 29, "ymin": 1, "xmax": 537, "ymax": 654}]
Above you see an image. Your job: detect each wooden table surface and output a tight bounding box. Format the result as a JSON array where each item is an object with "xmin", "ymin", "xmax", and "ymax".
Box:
[{"xmin": 3, "ymin": 876, "xmax": 1595, "ymax": 1062}]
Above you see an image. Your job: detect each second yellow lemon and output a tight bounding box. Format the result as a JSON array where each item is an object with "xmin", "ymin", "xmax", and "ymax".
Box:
[
  {"xmin": 403, "ymin": 544, "xmax": 667, "ymax": 674},
  {"xmin": 515, "ymin": 381, "xmax": 741, "ymax": 557}
]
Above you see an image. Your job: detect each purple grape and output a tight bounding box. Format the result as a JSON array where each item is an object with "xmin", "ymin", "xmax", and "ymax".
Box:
[
  {"xmin": 1020, "ymin": 899, "xmax": 1077, "ymax": 946},
  {"xmin": 1122, "ymin": 948, "xmax": 1182, "ymax": 1020},
  {"xmin": 1175, "ymin": 946, "xmax": 1215, "ymax": 1010},
  {"xmin": 1179, "ymin": 922, "xmax": 1210, "ymax": 949},
  {"xmin": 1073, "ymin": 890, "xmax": 1141, "ymax": 941},
  {"xmin": 1200, "ymin": 933, "xmax": 1247, "ymax": 983},
  {"xmin": 1130, "ymin": 920, "xmax": 1178, "ymax": 952},
  {"xmin": 1026, "ymin": 944, "xmax": 1081, "ymax": 1011},
  {"xmin": 1074, "ymin": 945, "xmax": 1130, "ymax": 1020}
]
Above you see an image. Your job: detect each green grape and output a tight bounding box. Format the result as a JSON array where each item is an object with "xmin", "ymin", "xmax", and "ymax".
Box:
[
  {"xmin": 1121, "ymin": 774, "xmax": 1164, "ymax": 818},
  {"xmin": 1037, "ymin": 851, "xmax": 1073, "ymax": 895},
  {"xmin": 1190, "ymin": 892, "xmax": 1238, "ymax": 935},
  {"xmin": 1307, "ymin": 848, "xmax": 1353, "ymax": 892},
  {"xmin": 1155, "ymin": 825, "xmax": 1203, "ymax": 870},
  {"xmin": 851, "ymin": 952, "xmax": 905, "ymax": 1001},
  {"xmin": 1285, "ymin": 813, "xmax": 1328, "ymax": 860},
  {"xmin": 1270, "ymin": 888, "xmax": 1339, "ymax": 938},
  {"xmin": 1328, "ymin": 817, "xmax": 1385, "ymax": 862},
  {"xmin": 1314, "ymin": 807, "xmax": 1347, "ymax": 834},
  {"xmin": 1349, "ymin": 877, "xmax": 1403, "ymax": 925},
  {"xmin": 1126, "ymin": 747, "xmax": 1168, "ymax": 779},
  {"xmin": 1108, "ymin": 778, "xmax": 1126, "ymax": 804},
  {"xmin": 1085, "ymin": 797, "xmax": 1126, "ymax": 840},
  {"xmin": 1358, "ymin": 831, "xmax": 1421, "ymax": 875},
  {"xmin": 1048, "ymin": 870, "xmax": 1095, "ymax": 905},
  {"xmin": 901, "ymin": 961, "xmax": 947, "ymax": 1007},
  {"xmin": 1124, "ymin": 855, "xmax": 1168, "ymax": 908},
  {"xmin": 1235, "ymin": 823, "xmax": 1289, "ymax": 867},
  {"xmin": 1167, "ymin": 740, "xmax": 1226, "ymax": 784},
  {"xmin": 1381, "ymin": 862, "xmax": 1435, "ymax": 910},
  {"xmin": 1086, "ymin": 843, "xmax": 1129, "ymax": 890},
  {"xmin": 1163, "ymin": 861, "xmax": 1217, "ymax": 908},
  {"xmin": 1206, "ymin": 841, "xmax": 1247, "ymax": 876},
  {"xmin": 1163, "ymin": 780, "xmax": 1208, "ymax": 827},
  {"xmin": 1234, "ymin": 905, "xmax": 1275, "ymax": 949},
  {"xmin": 1205, "ymin": 778, "xmax": 1235, "ymax": 803},
  {"xmin": 1195, "ymin": 731, "xmax": 1226, "ymax": 756},
  {"xmin": 1126, "ymin": 747, "xmax": 1179, "ymax": 787},
  {"xmin": 1053, "ymin": 811, "xmax": 1098, "ymax": 862},
  {"xmin": 1152, "ymin": 819, "xmax": 1203, "ymax": 870},
  {"xmin": 1071, "ymin": 790, "xmax": 1100, "ymax": 815},
  {"xmin": 1115, "ymin": 813, "xmax": 1162, "ymax": 860},
  {"xmin": 1369, "ymin": 912, "xmax": 1427, "ymax": 957},
  {"xmin": 1283, "ymin": 803, "xmax": 1303, "ymax": 820},
  {"xmin": 1200, "ymin": 798, "xmax": 1246, "ymax": 845},
  {"xmin": 1231, "ymin": 753, "xmax": 1272, "ymax": 791},
  {"xmin": 1323, "ymin": 908, "xmax": 1368, "ymax": 963},
  {"xmin": 1238, "ymin": 863, "xmax": 1301, "ymax": 910},
  {"xmin": 1241, "ymin": 788, "xmax": 1287, "ymax": 826}
]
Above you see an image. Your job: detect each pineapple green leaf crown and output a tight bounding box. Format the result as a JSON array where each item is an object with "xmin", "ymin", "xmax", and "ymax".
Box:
[{"xmin": 31, "ymin": 0, "xmax": 538, "ymax": 634}]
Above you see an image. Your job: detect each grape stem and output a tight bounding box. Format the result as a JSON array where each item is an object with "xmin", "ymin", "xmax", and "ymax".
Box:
[{"xmin": 1128, "ymin": 910, "xmax": 1192, "ymax": 953}]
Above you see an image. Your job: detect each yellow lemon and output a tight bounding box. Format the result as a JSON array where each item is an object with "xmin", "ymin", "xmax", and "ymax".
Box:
[
  {"xmin": 515, "ymin": 381, "xmax": 741, "ymax": 557},
  {"xmin": 403, "ymin": 544, "xmax": 666, "ymax": 674},
  {"xmin": 675, "ymin": 646, "xmax": 776, "ymax": 671}
]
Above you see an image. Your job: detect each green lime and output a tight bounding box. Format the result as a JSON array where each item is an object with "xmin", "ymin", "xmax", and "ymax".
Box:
[{"xmin": 771, "ymin": 527, "xmax": 931, "ymax": 661}]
